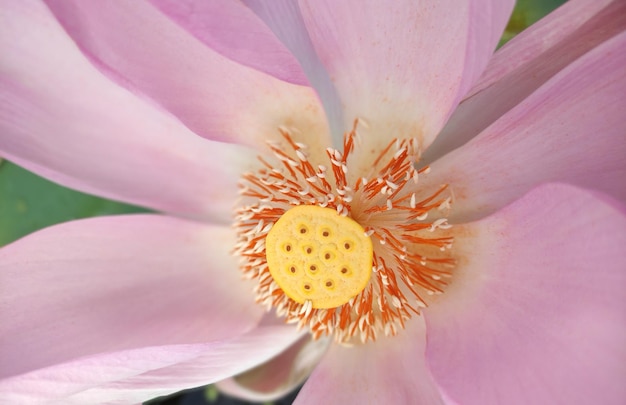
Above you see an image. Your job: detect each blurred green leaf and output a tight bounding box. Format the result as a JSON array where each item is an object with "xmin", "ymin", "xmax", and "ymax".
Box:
[
  {"xmin": 204, "ymin": 385, "xmax": 220, "ymax": 403},
  {"xmin": 500, "ymin": 0, "xmax": 568, "ymax": 46},
  {"xmin": 0, "ymin": 159, "xmax": 148, "ymax": 247}
]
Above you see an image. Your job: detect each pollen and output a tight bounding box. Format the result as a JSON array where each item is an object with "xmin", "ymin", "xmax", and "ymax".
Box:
[
  {"xmin": 234, "ymin": 119, "xmax": 455, "ymax": 343},
  {"xmin": 265, "ymin": 205, "xmax": 373, "ymax": 309}
]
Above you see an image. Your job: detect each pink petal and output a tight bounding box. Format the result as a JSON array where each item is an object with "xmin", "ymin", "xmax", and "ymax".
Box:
[
  {"xmin": 295, "ymin": 318, "xmax": 444, "ymax": 404},
  {"xmin": 0, "ymin": 214, "xmax": 263, "ymax": 380},
  {"xmin": 424, "ymin": 184, "xmax": 626, "ymax": 404},
  {"xmin": 217, "ymin": 335, "xmax": 329, "ymax": 402},
  {"xmin": 239, "ymin": 1, "xmax": 345, "ymax": 144},
  {"xmin": 0, "ymin": 0, "xmax": 259, "ymax": 219},
  {"xmin": 469, "ymin": 0, "xmax": 622, "ymax": 98},
  {"xmin": 423, "ymin": 0, "xmax": 625, "ymax": 163},
  {"xmin": 43, "ymin": 0, "xmax": 329, "ymax": 148},
  {"xmin": 148, "ymin": 0, "xmax": 309, "ymax": 86},
  {"xmin": 297, "ymin": 0, "xmax": 513, "ymax": 172},
  {"xmin": 0, "ymin": 325, "xmax": 303, "ymax": 404},
  {"xmin": 423, "ymin": 30, "xmax": 626, "ymax": 223}
]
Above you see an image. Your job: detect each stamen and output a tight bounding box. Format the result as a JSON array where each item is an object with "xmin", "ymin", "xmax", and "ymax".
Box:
[{"xmin": 234, "ymin": 120, "xmax": 455, "ymax": 343}]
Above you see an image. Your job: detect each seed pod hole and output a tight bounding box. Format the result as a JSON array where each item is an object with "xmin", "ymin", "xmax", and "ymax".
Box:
[{"xmin": 320, "ymin": 227, "xmax": 332, "ymax": 238}]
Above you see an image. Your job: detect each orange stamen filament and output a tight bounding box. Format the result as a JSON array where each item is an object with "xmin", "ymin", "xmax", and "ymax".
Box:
[{"xmin": 234, "ymin": 120, "xmax": 455, "ymax": 343}]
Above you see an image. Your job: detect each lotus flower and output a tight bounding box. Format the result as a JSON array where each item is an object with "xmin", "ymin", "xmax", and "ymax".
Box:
[{"xmin": 1, "ymin": 0, "xmax": 625, "ymax": 404}]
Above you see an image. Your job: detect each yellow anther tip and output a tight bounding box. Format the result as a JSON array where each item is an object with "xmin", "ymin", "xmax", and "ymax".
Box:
[{"xmin": 266, "ymin": 205, "xmax": 373, "ymax": 309}]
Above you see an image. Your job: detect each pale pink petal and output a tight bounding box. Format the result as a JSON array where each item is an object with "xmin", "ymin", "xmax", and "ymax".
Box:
[
  {"xmin": 0, "ymin": 325, "xmax": 303, "ymax": 405},
  {"xmin": 423, "ymin": 0, "xmax": 625, "ymax": 163},
  {"xmin": 0, "ymin": 215, "xmax": 263, "ymax": 379},
  {"xmin": 457, "ymin": 0, "xmax": 518, "ymax": 98},
  {"xmin": 297, "ymin": 0, "xmax": 514, "ymax": 172},
  {"xmin": 295, "ymin": 318, "xmax": 444, "ymax": 404},
  {"xmin": 469, "ymin": 0, "xmax": 622, "ymax": 97},
  {"xmin": 217, "ymin": 335, "xmax": 329, "ymax": 402},
  {"xmin": 148, "ymin": 0, "xmax": 308, "ymax": 85},
  {"xmin": 425, "ymin": 184, "xmax": 626, "ymax": 404},
  {"xmin": 43, "ymin": 0, "xmax": 329, "ymax": 149},
  {"xmin": 0, "ymin": 0, "xmax": 260, "ymax": 219},
  {"xmin": 240, "ymin": 0, "xmax": 344, "ymax": 143},
  {"xmin": 423, "ymin": 30, "xmax": 626, "ymax": 223}
]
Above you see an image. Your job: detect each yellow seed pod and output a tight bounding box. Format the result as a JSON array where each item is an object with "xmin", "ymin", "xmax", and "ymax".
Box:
[{"xmin": 265, "ymin": 205, "xmax": 373, "ymax": 309}]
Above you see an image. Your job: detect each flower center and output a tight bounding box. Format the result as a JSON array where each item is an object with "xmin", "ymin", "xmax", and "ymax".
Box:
[
  {"xmin": 234, "ymin": 119, "xmax": 456, "ymax": 343},
  {"xmin": 265, "ymin": 205, "xmax": 374, "ymax": 309}
]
